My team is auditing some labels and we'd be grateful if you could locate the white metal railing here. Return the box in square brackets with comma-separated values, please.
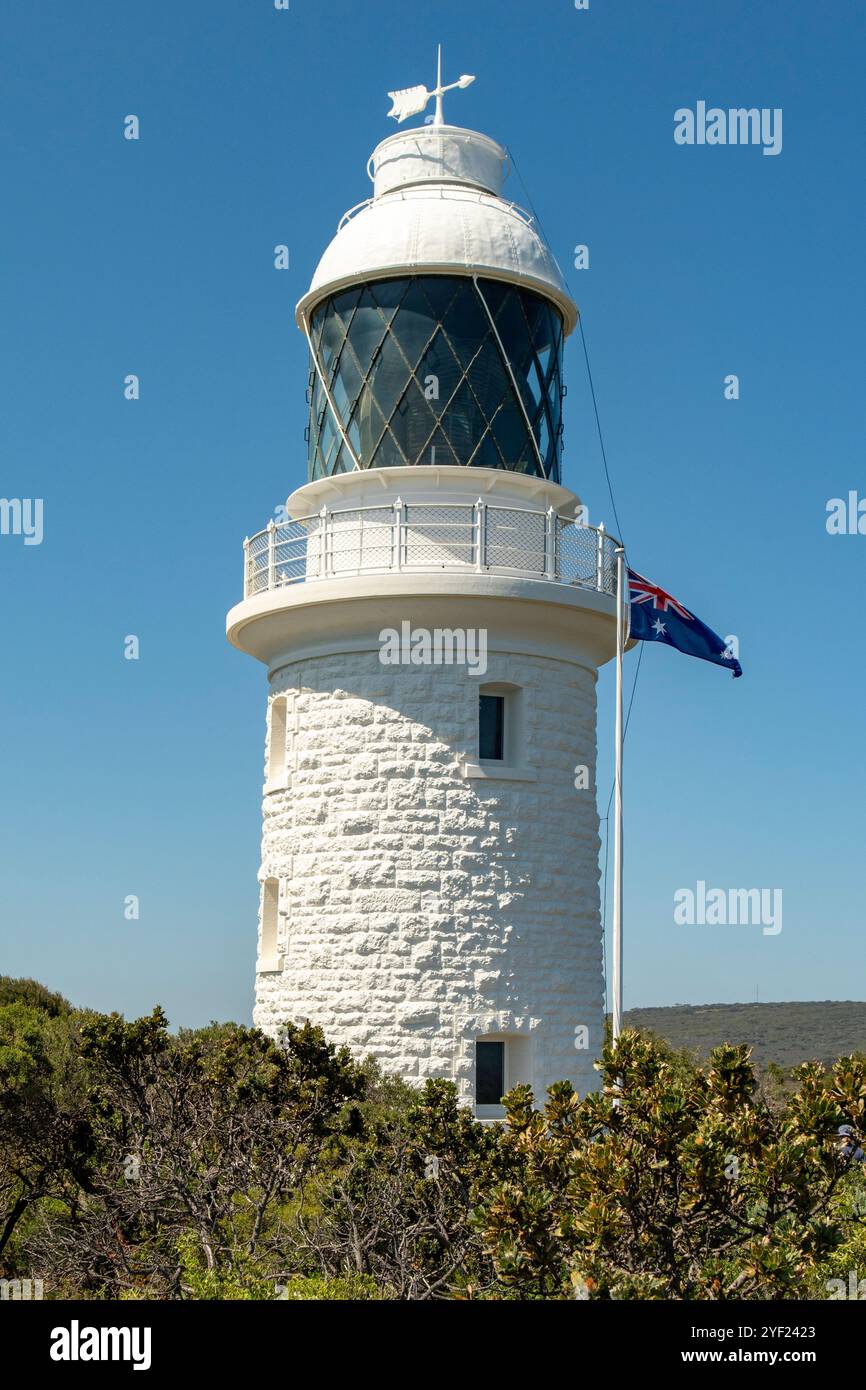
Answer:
[242, 500, 619, 599]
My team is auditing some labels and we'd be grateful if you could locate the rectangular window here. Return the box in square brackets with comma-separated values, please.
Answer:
[261, 879, 279, 960]
[479, 694, 504, 761]
[476, 1040, 505, 1106]
[268, 698, 287, 783]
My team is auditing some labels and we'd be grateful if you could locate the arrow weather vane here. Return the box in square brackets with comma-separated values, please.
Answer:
[387, 45, 476, 126]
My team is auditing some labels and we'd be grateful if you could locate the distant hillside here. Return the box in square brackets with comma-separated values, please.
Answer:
[623, 1001, 866, 1072]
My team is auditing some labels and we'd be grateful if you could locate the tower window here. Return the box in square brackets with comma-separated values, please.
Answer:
[476, 1040, 505, 1106]
[260, 878, 280, 964]
[268, 697, 288, 784]
[479, 693, 505, 761]
[466, 683, 533, 783]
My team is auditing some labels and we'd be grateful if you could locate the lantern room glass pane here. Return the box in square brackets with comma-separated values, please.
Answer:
[389, 378, 437, 465]
[370, 278, 408, 323]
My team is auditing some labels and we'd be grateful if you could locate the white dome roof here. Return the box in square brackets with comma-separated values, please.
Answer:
[295, 125, 578, 335]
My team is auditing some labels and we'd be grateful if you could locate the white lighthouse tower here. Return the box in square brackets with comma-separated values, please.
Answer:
[227, 63, 620, 1114]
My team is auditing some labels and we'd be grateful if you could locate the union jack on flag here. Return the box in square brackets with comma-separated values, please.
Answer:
[627, 568, 742, 678]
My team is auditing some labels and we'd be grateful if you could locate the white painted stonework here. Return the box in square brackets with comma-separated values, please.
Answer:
[254, 643, 604, 1104]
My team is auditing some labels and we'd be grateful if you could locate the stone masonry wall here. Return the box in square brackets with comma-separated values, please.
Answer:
[253, 648, 605, 1105]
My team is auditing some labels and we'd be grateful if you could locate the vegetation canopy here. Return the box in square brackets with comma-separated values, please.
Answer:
[1, 977, 864, 1301]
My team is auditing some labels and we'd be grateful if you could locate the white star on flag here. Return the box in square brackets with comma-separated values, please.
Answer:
[387, 85, 431, 123]
[652, 618, 666, 637]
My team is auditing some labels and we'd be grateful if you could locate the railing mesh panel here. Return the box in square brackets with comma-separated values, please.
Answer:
[403, 505, 475, 568]
[327, 508, 393, 573]
[247, 530, 271, 595]
[486, 507, 546, 575]
[274, 519, 317, 584]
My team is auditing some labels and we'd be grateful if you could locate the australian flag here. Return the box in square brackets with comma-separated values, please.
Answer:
[628, 569, 742, 678]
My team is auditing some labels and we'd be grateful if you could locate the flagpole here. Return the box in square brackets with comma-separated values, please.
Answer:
[612, 546, 625, 1043]
[434, 45, 444, 126]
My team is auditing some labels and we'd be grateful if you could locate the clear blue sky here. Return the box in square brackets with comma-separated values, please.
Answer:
[2, 0, 864, 1026]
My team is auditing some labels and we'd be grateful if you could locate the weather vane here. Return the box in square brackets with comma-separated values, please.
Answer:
[387, 45, 475, 127]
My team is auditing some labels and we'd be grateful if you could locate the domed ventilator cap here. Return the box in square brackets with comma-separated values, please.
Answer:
[370, 125, 507, 198]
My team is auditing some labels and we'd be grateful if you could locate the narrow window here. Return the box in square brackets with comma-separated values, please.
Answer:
[476, 1040, 505, 1105]
[268, 697, 287, 782]
[261, 878, 279, 960]
[479, 693, 505, 761]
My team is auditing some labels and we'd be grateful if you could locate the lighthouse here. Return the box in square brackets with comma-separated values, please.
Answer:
[226, 60, 620, 1115]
